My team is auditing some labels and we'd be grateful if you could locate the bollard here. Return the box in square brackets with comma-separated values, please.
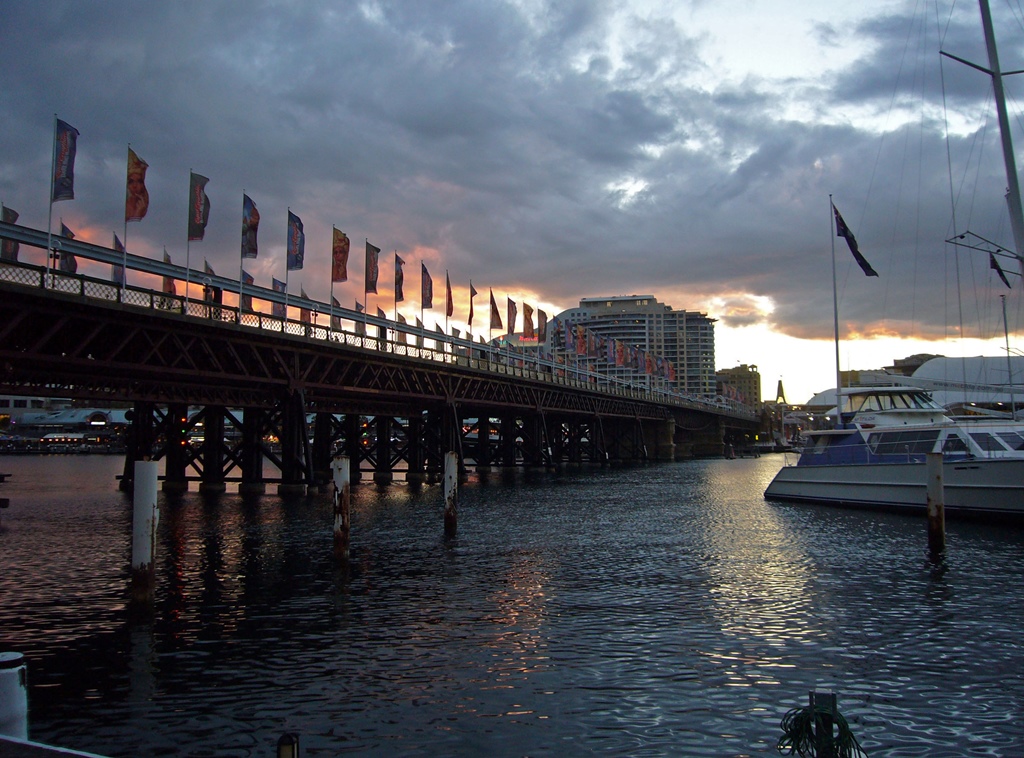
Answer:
[0, 652, 28, 740]
[926, 452, 945, 556]
[130, 460, 160, 603]
[331, 455, 351, 558]
[443, 451, 458, 537]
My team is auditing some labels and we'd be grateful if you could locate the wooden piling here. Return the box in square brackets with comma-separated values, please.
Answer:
[444, 451, 458, 537]
[331, 455, 351, 558]
[926, 452, 945, 555]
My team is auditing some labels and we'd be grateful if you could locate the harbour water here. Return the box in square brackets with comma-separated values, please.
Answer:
[1, 454, 1023, 756]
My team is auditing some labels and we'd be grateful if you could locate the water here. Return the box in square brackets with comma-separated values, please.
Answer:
[1, 454, 1023, 757]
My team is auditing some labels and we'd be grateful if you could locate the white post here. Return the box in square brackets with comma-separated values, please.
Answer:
[926, 452, 945, 555]
[130, 460, 160, 602]
[444, 451, 458, 537]
[0, 652, 28, 740]
[331, 455, 351, 558]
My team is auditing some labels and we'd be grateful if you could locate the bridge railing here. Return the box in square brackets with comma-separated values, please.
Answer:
[0, 249, 756, 421]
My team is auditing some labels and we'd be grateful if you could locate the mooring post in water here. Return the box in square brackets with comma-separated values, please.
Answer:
[0, 652, 28, 740]
[331, 455, 351, 558]
[926, 452, 945, 555]
[130, 460, 160, 603]
[809, 690, 837, 757]
[444, 451, 458, 537]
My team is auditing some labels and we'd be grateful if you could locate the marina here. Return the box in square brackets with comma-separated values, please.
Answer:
[1, 454, 1023, 756]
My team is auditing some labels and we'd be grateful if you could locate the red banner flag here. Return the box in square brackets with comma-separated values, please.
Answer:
[332, 227, 349, 282]
[523, 303, 535, 339]
[489, 289, 502, 330]
[125, 147, 149, 222]
[187, 172, 211, 241]
[445, 271, 454, 317]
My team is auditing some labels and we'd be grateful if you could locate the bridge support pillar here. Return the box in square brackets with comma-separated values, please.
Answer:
[343, 414, 363, 483]
[162, 403, 189, 493]
[373, 415, 394, 485]
[278, 390, 311, 496]
[475, 415, 494, 471]
[405, 414, 426, 485]
[122, 401, 158, 491]
[238, 406, 266, 495]
[199, 406, 227, 494]
[500, 414, 518, 469]
[311, 412, 334, 491]
[649, 418, 676, 461]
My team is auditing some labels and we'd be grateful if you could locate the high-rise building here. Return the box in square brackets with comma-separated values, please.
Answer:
[550, 295, 716, 397]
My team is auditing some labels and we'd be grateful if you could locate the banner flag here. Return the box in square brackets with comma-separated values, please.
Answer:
[112, 233, 126, 285]
[538, 309, 547, 342]
[162, 249, 176, 296]
[286, 210, 304, 270]
[523, 303, 535, 339]
[1, 205, 19, 261]
[52, 119, 80, 202]
[445, 271, 454, 317]
[125, 147, 149, 222]
[187, 172, 211, 240]
[241, 194, 260, 258]
[365, 241, 380, 293]
[331, 296, 343, 330]
[241, 269, 254, 311]
[395, 253, 405, 302]
[421, 264, 433, 308]
[300, 286, 311, 324]
[58, 222, 77, 273]
[489, 289, 502, 330]
[468, 281, 477, 326]
[507, 298, 517, 334]
[332, 227, 349, 282]
[272, 277, 286, 318]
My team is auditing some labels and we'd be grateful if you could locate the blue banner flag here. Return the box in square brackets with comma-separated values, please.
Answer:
[241, 194, 259, 259]
[272, 277, 287, 318]
[287, 210, 304, 270]
[52, 119, 80, 202]
[187, 172, 211, 241]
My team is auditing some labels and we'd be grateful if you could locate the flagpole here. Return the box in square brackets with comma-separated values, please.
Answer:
[238, 191, 245, 319]
[184, 169, 193, 310]
[830, 194, 843, 427]
[45, 114, 58, 287]
[363, 238, 369, 338]
[121, 144, 130, 300]
[329, 225, 337, 337]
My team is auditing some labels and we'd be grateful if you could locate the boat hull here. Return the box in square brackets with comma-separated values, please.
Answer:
[765, 458, 1024, 521]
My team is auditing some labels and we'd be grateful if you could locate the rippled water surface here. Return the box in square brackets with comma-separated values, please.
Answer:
[1, 454, 1023, 756]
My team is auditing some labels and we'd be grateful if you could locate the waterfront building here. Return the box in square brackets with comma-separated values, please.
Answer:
[550, 295, 716, 397]
[716, 364, 762, 409]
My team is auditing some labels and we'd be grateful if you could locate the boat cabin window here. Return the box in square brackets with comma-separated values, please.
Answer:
[969, 432, 1008, 452]
[866, 429, 940, 455]
[996, 431, 1024, 451]
[941, 433, 970, 453]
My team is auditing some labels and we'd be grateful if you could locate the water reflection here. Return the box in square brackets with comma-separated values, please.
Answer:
[0, 454, 1022, 756]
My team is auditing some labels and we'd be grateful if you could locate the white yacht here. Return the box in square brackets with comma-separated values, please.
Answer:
[764, 386, 1024, 520]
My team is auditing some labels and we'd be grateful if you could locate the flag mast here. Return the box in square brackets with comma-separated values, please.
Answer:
[830, 193, 843, 427]
[45, 114, 58, 285]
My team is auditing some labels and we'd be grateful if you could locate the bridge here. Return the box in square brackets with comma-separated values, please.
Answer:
[0, 221, 758, 494]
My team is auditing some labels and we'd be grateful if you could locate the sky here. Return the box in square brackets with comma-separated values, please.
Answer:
[3, 0, 1024, 404]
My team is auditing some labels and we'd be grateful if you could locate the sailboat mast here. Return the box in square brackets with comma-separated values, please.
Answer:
[979, 0, 1024, 269]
